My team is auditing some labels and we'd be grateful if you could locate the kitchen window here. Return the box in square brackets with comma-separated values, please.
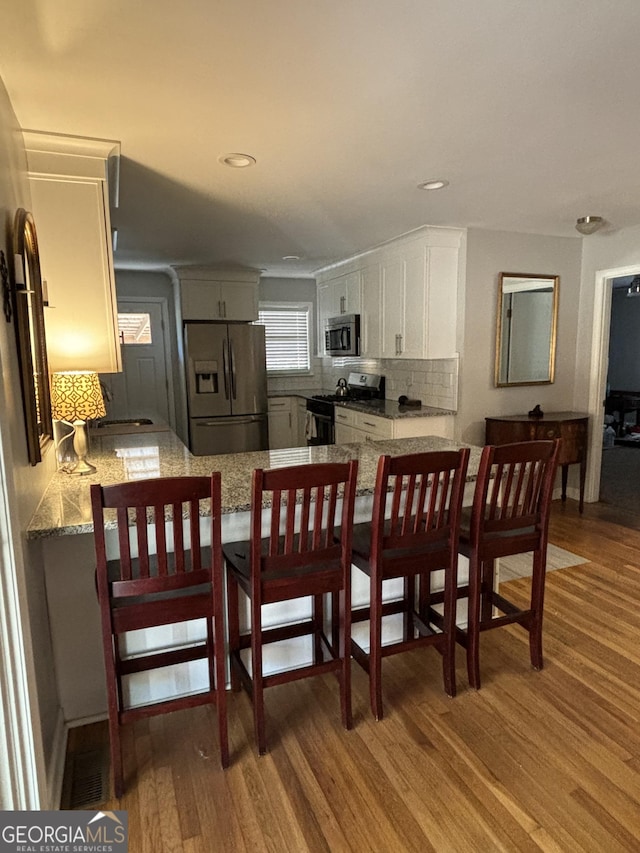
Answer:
[257, 302, 311, 374]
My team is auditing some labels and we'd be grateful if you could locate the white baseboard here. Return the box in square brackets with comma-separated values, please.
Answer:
[66, 711, 108, 729]
[46, 707, 67, 810]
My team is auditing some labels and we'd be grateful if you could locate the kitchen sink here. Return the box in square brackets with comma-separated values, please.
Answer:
[96, 418, 154, 428]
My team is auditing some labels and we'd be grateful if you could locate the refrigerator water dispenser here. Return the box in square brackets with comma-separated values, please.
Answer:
[194, 360, 218, 394]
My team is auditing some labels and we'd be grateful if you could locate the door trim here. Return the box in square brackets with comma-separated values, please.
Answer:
[586, 263, 640, 502]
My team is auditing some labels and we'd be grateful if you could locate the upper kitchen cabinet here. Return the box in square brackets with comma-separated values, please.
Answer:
[174, 266, 260, 321]
[318, 271, 362, 319]
[24, 132, 122, 374]
[316, 226, 465, 361]
[316, 268, 362, 353]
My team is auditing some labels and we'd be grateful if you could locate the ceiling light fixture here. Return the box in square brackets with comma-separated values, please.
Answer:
[417, 179, 449, 191]
[282, 255, 301, 261]
[575, 215, 604, 235]
[218, 153, 256, 168]
[627, 276, 640, 298]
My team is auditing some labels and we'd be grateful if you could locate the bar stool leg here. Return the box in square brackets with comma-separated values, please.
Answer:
[250, 595, 267, 755]
[370, 573, 384, 720]
[466, 553, 482, 690]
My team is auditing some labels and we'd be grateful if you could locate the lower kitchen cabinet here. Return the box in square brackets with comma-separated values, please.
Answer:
[268, 397, 295, 449]
[296, 397, 308, 446]
[334, 407, 453, 444]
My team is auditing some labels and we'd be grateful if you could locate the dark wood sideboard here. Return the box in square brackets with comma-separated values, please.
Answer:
[485, 412, 589, 513]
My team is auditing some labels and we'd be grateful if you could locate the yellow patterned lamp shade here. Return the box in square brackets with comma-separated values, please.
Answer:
[50, 371, 106, 422]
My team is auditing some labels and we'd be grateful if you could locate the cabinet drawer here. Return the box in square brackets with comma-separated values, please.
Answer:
[354, 411, 393, 438]
[334, 407, 357, 427]
[536, 425, 561, 440]
[268, 398, 292, 412]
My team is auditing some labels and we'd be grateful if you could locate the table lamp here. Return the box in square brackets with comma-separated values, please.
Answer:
[50, 371, 106, 475]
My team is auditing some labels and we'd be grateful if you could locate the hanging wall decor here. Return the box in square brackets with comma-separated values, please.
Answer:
[12, 208, 52, 465]
[1, 250, 11, 322]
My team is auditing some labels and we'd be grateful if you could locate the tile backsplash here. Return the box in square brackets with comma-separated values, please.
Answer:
[268, 355, 459, 411]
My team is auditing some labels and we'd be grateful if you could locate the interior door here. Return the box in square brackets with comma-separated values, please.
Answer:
[100, 300, 172, 425]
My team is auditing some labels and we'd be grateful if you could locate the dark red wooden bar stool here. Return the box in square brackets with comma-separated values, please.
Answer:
[223, 459, 358, 755]
[91, 474, 228, 798]
[350, 449, 470, 720]
[457, 439, 560, 689]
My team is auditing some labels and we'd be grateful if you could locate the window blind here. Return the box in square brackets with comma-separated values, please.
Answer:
[257, 304, 311, 373]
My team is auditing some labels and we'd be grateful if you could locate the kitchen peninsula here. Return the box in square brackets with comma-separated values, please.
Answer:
[28, 429, 482, 726]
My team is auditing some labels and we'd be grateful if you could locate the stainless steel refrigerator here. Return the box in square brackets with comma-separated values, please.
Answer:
[185, 322, 269, 456]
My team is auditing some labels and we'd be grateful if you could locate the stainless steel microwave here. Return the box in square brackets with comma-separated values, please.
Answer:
[325, 314, 360, 357]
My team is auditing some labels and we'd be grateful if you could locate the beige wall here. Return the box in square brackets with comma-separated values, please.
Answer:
[0, 76, 59, 807]
[457, 228, 583, 446]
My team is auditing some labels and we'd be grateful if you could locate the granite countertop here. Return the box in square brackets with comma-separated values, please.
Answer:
[27, 430, 481, 539]
[334, 399, 455, 419]
[269, 390, 455, 420]
[268, 388, 324, 401]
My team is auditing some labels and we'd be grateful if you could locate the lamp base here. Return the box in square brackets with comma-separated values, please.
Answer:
[69, 458, 97, 476]
[69, 420, 97, 476]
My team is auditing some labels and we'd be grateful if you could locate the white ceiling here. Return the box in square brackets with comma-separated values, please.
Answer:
[2, 0, 640, 278]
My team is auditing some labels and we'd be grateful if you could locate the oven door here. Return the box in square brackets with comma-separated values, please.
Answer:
[305, 405, 335, 446]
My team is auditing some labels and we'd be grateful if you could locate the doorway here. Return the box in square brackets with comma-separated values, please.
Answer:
[586, 263, 640, 523]
[100, 297, 175, 428]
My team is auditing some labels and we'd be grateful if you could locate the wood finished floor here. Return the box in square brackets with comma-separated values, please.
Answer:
[68, 498, 640, 852]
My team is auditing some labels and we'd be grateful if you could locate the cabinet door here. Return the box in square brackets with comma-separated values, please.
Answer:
[29, 174, 121, 373]
[219, 281, 258, 321]
[360, 262, 381, 357]
[317, 281, 338, 354]
[343, 271, 362, 314]
[181, 280, 258, 321]
[295, 399, 308, 446]
[181, 280, 223, 320]
[267, 398, 294, 449]
[425, 245, 458, 358]
[403, 245, 428, 359]
[380, 257, 405, 358]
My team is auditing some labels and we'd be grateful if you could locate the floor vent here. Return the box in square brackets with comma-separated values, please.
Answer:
[62, 747, 110, 810]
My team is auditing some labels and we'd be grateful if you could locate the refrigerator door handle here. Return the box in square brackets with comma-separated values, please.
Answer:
[222, 338, 230, 399]
[229, 340, 237, 399]
[196, 415, 266, 427]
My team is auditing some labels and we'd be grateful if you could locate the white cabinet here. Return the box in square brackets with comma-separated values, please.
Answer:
[335, 407, 393, 443]
[174, 266, 260, 321]
[24, 132, 122, 374]
[380, 236, 460, 359]
[316, 226, 464, 361]
[334, 405, 453, 445]
[317, 269, 362, 354]
[360, 262, 381, 357]
[295, 397, 308, 446]
[334, 408, 361, 444]
[268, 397, 295, 449]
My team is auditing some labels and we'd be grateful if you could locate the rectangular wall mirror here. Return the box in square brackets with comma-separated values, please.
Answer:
[495, 272, 559, 387]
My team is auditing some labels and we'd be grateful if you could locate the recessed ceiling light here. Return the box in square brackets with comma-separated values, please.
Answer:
[218, 153, 256, 168]
[282, 255, 301, 261]
[417, 179, 449, 191]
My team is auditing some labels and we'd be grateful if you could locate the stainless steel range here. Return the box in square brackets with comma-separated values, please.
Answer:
[306, 373, 385, 446]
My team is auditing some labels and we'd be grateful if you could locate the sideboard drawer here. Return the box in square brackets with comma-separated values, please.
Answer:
[485, 412, 589, 511]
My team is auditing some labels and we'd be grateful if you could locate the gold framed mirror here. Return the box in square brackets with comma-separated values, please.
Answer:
[495, 272, 559, 387]
[13, 208, 52, 464]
